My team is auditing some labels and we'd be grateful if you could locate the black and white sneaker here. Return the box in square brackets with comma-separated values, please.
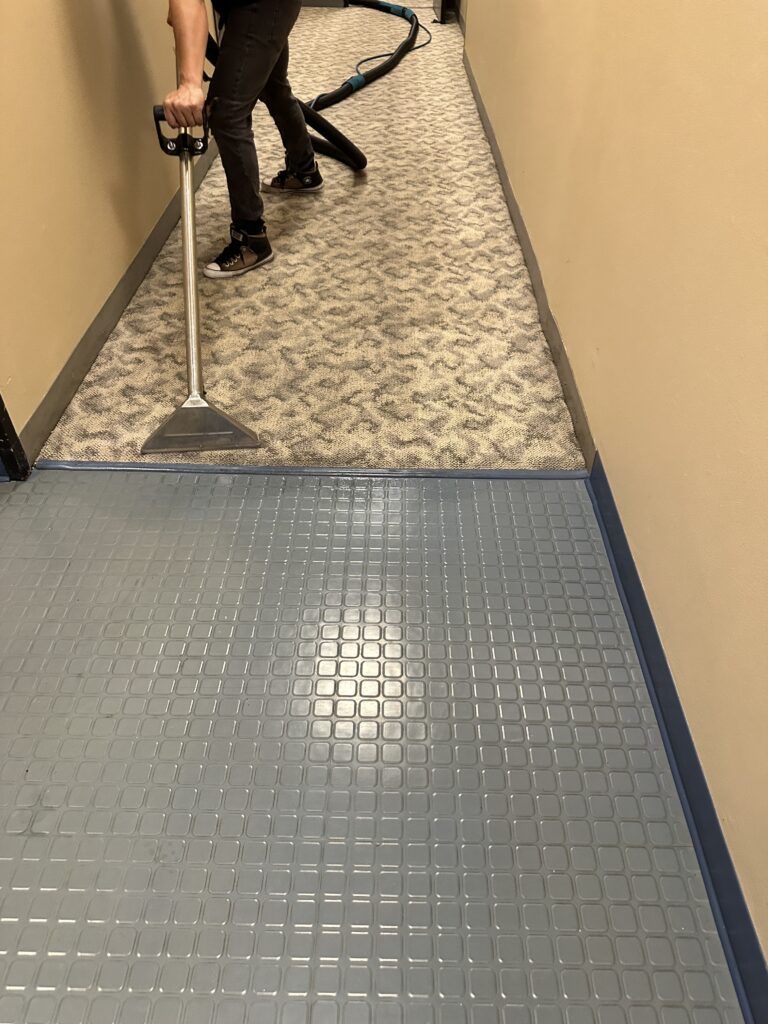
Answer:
[263, 162, 324, 194]
[203, 224, 274, 279]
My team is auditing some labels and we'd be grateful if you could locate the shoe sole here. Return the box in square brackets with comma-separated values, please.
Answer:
[203, 252, 275, 280]
[261, 181, 324, 194]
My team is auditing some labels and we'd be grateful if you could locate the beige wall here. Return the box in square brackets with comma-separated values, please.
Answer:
[0, 1, 181, 433]
[466, 1, 768, 947]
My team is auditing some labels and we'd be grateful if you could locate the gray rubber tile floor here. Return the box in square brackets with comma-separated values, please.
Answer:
[0, 470, 744, 1024]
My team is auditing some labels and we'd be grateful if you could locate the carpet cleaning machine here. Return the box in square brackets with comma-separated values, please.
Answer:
[142, 0, 430, 455]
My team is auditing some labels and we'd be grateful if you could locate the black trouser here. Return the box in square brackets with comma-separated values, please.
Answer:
[208, 0, 314, 226]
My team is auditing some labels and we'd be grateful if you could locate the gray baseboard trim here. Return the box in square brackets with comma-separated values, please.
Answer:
[463, 54, 596, 466]
[20, 146, 218, 463]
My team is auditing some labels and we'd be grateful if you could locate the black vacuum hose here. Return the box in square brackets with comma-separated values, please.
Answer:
[309, 1, 420, 113]
[299, 101, 368, 171]
[204, 1, 422, 170]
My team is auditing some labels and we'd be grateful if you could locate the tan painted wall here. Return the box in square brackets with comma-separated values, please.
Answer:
[0, 1, 181, 433]
[465, 1, 768, 947]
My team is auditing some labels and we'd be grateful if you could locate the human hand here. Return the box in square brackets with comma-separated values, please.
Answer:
[163, 82, 205, 129]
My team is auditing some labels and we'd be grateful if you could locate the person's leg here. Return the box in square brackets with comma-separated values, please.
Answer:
[207, 0, 303, 226]
[204, 0, 303, 277]
[259, 41, 315, 175]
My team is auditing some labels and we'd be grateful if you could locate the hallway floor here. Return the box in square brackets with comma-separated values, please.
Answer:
[41, 7, 582, 471]
[0, 468, 743, 1024]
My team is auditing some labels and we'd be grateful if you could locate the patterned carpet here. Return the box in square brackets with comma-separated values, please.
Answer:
[42, 7, 583, 470]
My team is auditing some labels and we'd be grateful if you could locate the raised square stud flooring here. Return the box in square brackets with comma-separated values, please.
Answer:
[0, 471, 744, 1024]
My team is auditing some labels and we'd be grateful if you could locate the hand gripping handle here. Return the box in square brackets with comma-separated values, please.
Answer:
[153, 105, 209, 157]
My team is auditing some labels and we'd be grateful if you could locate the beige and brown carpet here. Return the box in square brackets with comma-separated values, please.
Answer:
[42, 7, 583, 470]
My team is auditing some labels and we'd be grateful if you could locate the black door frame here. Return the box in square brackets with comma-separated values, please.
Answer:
[0, 392, 30, 481]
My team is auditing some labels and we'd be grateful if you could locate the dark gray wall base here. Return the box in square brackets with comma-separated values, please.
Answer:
[588, 454, 767, 1024]
[19, 146, 218, 464]
[463, 55, 596, 467]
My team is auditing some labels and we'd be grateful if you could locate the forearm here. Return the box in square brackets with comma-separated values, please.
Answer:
[164, 0, 208, 127]
[168, 0, 208, 87]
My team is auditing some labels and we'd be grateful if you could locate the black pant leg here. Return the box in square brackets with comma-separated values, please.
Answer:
[208, 0, 303, 223]
[259, 41, 315, 173]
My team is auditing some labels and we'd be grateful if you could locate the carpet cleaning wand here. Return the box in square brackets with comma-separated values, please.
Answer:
[141, 108, 260, 454]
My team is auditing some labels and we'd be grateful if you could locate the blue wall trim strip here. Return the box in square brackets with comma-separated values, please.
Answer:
[587, 453, 767, 1024]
